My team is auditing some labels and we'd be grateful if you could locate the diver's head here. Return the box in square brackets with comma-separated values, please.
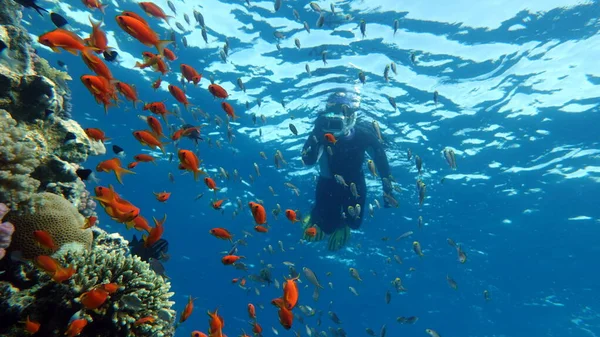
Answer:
[317, 88, 361, 137]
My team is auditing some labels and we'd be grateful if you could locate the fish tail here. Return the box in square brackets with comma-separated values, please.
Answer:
[156, 40, 173, 56]
[114, 167, 136, 184]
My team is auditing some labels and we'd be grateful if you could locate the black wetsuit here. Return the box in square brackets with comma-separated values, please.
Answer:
[301, 120, 392, 234]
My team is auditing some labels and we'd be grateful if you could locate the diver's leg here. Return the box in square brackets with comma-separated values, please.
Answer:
[304, 178, 341, 240]
[347, 176, 367, 229]
[327, 179, 360, 251]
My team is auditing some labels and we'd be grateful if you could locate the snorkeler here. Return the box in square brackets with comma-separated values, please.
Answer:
[301, 88, 394, 251]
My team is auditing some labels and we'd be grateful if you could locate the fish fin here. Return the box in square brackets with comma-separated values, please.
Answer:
[114, 167, 136, 184]
[155, 40, 173, 56]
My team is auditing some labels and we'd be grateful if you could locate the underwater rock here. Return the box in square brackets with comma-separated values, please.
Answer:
[0, 203, 15, 260]
[4, 192, 93, 259]
[0, 228, 176, 337]
[0, 2, 104, 213]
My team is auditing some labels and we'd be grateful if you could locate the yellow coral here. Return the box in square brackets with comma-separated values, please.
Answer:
[5, 192, 92, 259]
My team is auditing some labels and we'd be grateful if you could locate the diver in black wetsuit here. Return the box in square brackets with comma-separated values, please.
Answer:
[301, 88, 394, 251]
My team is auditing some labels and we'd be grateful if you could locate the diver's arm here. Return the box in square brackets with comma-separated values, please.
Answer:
[301, 129, 321, 166]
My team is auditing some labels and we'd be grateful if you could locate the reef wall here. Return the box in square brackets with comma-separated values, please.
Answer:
[0, 0, 104, 215]
[0, 1, 176, 336]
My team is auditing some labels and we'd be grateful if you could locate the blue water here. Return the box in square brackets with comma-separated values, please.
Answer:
[19, 0, 600, 336]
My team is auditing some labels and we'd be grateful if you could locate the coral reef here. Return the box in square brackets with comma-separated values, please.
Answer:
[0, 229, 176, 337]
[4, 192, 93, 259]
[0, 203, 14, 260]
[0, 0, 105, 214]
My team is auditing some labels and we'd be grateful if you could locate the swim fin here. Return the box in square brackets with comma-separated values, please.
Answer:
[302, 215, 325, 242]
[327, 226, 351, 251]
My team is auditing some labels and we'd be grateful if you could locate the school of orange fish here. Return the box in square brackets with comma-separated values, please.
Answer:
[22, 1, 478, 336]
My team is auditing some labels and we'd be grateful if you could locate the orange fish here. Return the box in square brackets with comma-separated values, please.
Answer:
[80, 75, 116, 114]
[144, 215, 166, 248]
[80, 286, 109, 309]
[247, 303, 256, 320]
[324, 133, 337, 144]
[134, 154, 156, 164]
[168, 84, 192, 111]
[179, 295, 196, 323]
[277, 307, 293, 330]
[34, 255, 61, 274]
[211, 199, 226, 210]
[127, 162, 138, 169]
[152, 77, 162, 90]
[251, 322, 262, 335]
[134, 316, 155, 326]
[191, 331, 208, 337]
[207, 308, 225, 337]
[94, 185, 140, 223]
[82, 216, 98, 229]
[163, 47, 177, 61]
[139, 2, 172, 23]
[140, 51, 169, 74]
[127, 214, 152, 232]
[178, 149, 205, 180]
[38, 28, 95, 55]
[171, 126, 200, 141]
[101, 282, 121, 293]
[82, 0, 107, 13]
[133, 130, 168, 153]
[271, 297, 285, 308]
[221, 102, 239, 120]
[115, 82, 141, 108]
[222, 255, 244, 265]
[282, 276, 299, 310]
[204, 177, 219, 191]
[96, 158, 135, 184]
[115, 15, 171, 55]
[180, 64, 202, 86]
[33, 230, 57, 252]
[81, 51, 113, 80]
[87, 16, 109, 52]
[208, 84, 228, 99]
[209, 228, 233, 242]
[143, 102, 172, 121]
[84, 128, 110, 142]
[240, 278, 246, 287]
[23, 316, 40, 334]
[121, 11, 149, 26]
[248, 202, 267, 225]
[304, 227, 317, 237]
[153, 191, 171, 202]
[65, 319, 88, 337]
[254, 225, 268, 233]
[52, 265, 76, 283]
[285, 209, 299, 223]
[146, 115, 166, 138]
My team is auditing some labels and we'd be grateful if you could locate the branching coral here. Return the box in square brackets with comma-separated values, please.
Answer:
[0, 230, 176, 337]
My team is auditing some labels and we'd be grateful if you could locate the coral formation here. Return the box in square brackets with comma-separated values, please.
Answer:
[4, 192, 93, 259]
[0, 0, 105, 213]
[0, 203, 14, 260]
[0, 229, 176, 337]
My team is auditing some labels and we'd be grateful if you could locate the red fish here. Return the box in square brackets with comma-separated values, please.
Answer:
[153, 191, 171, 202]
[209, 228, 233, 242]
[81, 51, 113, 80]
[146, 115, 166, 138]
[115, 82, 141, 108]
[96, 158, 135, 184]
[179, 296, 196, 323]
[180, 64, 202, 86]
[80, 286, 109, 309]
[208, 84, 228, 99]
[207, 309, 225, 337]
[82, 0, 107, 13]
[178, 149, 205, 180]
[101, 283, 121, 293]
[33, 230, 57, 252]
[87, 16, 109, 52]
[221, 102, 239, 120]
[247, 303, 256, 320]
[168, 84, 192, 111]
[121, 11, 149, 26]
[133, 130, 168, 153]
[211, 199, 226, 210]
[191, 331, 208, 337]
[285, 209, 299, 223]
[222, 255, 244, 265]
[139, 2, 172, 23]
[254, 225, 268, 233]
[282, 276, 299, 309]
[127, 214, 152, 232]
[34, 255, 61, 274]
[134, 316, 155, 326]
[24, 316, 40, 334]
[52, 265, 76, 283]
[115, 15, 171, 55]
[38, 28, 96, 55]
[277, 307, 293, 330]
[304, 227, 317, 237]
[324, 133, 337, 144]
[82, 216, 98, 229]
[171, 126, 200, 141]
[127, 162, 138, 169]
[84, 128, 110, 142]
[203, 177, 219, 191]
[65, 319, 88, 337]
[143, 102, 172, 121]
[152, 77, 162, 90]
[163, 47, 177, 61]
[248, 202, 267, 225]
[144, 215, 166, 248]
[134, 154, 156, 164]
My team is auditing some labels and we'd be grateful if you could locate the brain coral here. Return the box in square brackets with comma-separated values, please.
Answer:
[0, 230, 175, 337]
[4, 192, 93, 259]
